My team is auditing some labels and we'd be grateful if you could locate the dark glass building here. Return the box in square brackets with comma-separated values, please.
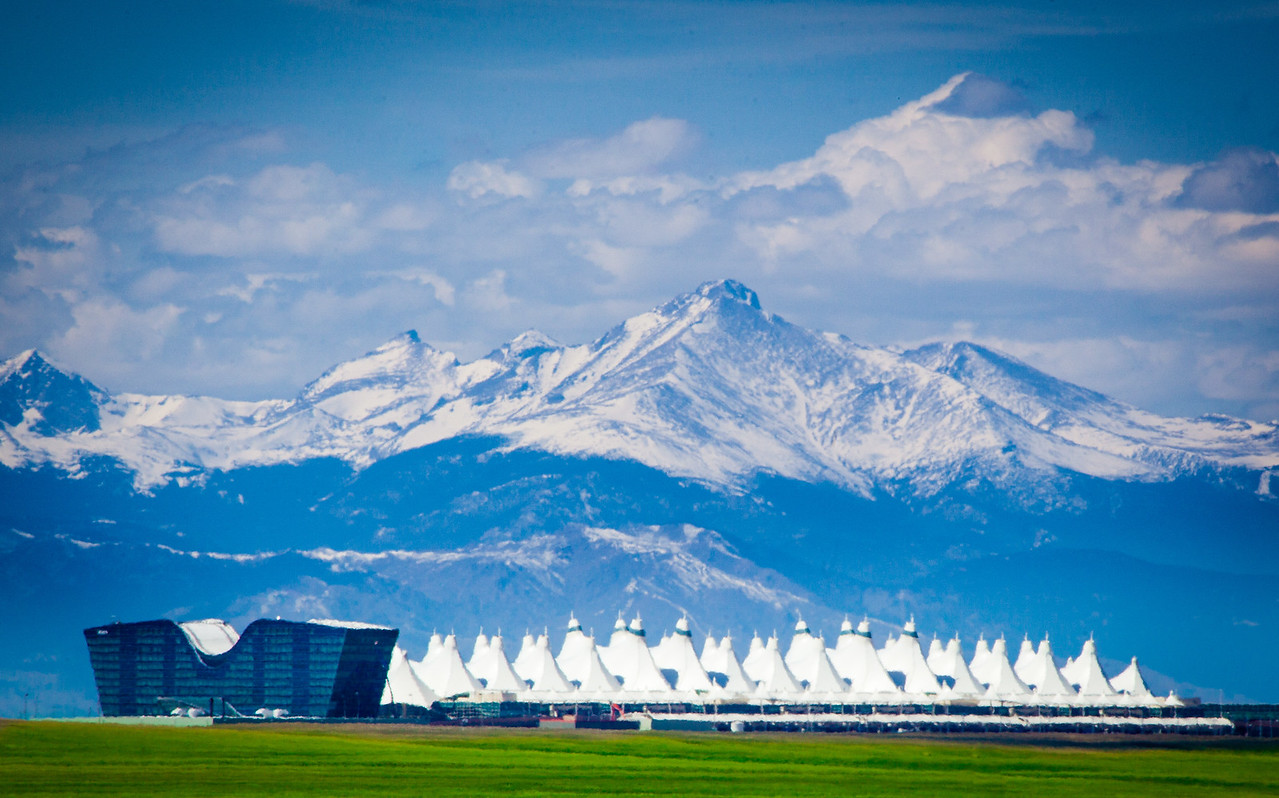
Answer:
[83, 618, 397, 717]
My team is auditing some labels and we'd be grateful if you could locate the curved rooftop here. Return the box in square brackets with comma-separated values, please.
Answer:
[178, 619, 240, 656]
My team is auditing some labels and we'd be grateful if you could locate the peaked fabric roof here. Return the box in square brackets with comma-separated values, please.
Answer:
[708, 634, 757, 695]
[829, 619, 900, 694]
[1013, 636, 1037, 684]
[524, 636, 576, 693]
[969, 636, 995, 685]
[783, 619, 827, 686]
[1110, 657, 1153, 697]
[556, 621, 599, 684]
[752, 637, 804, 696]
[420, 634, 483, 698]
[982, 638, 1032, 699]
[803, 640, 850, 696]
[935, 638, 984, 696]
[404, 615, 1180, 707]
[600, 614, 672, 692]
[879, 622, 940, 695]
[1071, 639, 1117, 697]
[740, 634, 770, 682]
[651, 618, 714, 693]
[381, 646, 439, 707]
[1024, 637, 1075, 697]
[511, 632, 540, 682]
[573, 635, 622, 696]
[466, 633, 493, 677]
[474, 634, 528, 692]
[926, 637, 947, 675]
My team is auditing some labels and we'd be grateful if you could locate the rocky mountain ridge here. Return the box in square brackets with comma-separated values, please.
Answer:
[3, 280, 1275, 498]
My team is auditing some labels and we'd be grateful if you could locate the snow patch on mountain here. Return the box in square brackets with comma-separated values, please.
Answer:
[2, 280, 1276, 496]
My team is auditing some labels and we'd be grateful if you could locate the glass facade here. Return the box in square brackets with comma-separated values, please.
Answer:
[83, 619, 397, 717]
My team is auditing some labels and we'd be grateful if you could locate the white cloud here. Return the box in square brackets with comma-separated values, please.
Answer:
[463, 270, 515, 312]
[373, 268, 456, 305]
[178, 174, 234, 194]
[525, 116, 696, 180]
[714, 73, 1277, 297]
[447, 159, 539, 199]
[154, 163, 375, 257]
[48, 298, 184, 370]
[11, 226, 101, 303]
[375, 202, 436, 231]
[1196, 347, 1279, 404]
[4, 76, 1278, 420]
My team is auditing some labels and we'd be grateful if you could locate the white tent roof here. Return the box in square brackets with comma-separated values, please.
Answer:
[969, 636, 995, 685]
[420, 633, 444, 668]
[708, 634, 756, 695]
[1110, 657, 1153, 697]
[473, 633, 528, 692]
[878, 633, 903, 672]
[1013, 635, 1037, 684]
[466, 632, 493, 677]
[741, 633, 770, 682]
[783, 618, 827, 686]
[573, 634, 621, 695]
[651, 617, 714, 692]
[928, 637, 983, 696]
[900, 645, 942, 695]
[511, 632, 540, 682]
[1025, 637, 1075, 697]
[699, 630, 719, 669]
[878, 619, 939, 695]
[982, 637, 1032, 699]
[523, 635, 576, 694]
[381, 645, 439, 707]
[597, 614, 633, 677]
[1071, 638, 1117, 697]
[650, 630, 679, 671]
[600, 613, 671, 693]
[803, 638, 849, 696]
[1061, 656, 1078, 685]
[752, 636, 804, 697]
[556, 615, 598, 684]
[926, 637, 947, 675]
[829, 618, 899, 695]
[420, 633, 482, 698]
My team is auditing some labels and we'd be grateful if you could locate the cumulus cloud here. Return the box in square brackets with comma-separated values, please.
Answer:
[447, 160, 539, 199]
[927, 72, 1033, 118]
[1174, 148, 1279, 214]
[12, 227, 101, 301]
[48, 297, 184, 369]
[154, 163, 375, 257]
[524, 117, 696, 180]
[3, 76, 1278, 419]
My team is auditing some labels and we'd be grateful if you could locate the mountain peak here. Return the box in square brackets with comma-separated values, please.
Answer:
[299, 331, 457, 406]
[0, 349, 104, 434]
[0, 348, 42, 379]
[696, 279, 762, 310]
[373, 330, 424, 352]
[506, 329, 560, 356]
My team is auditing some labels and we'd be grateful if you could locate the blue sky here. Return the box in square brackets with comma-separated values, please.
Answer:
[2, 0, 1278, 419]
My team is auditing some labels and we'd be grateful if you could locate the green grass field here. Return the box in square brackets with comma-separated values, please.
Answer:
[2, 720, 1277, 797]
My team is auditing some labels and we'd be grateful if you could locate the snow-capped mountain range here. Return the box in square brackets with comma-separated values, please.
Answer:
[4, 279, 1279, 715]
[3, 279, 1275, 495]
